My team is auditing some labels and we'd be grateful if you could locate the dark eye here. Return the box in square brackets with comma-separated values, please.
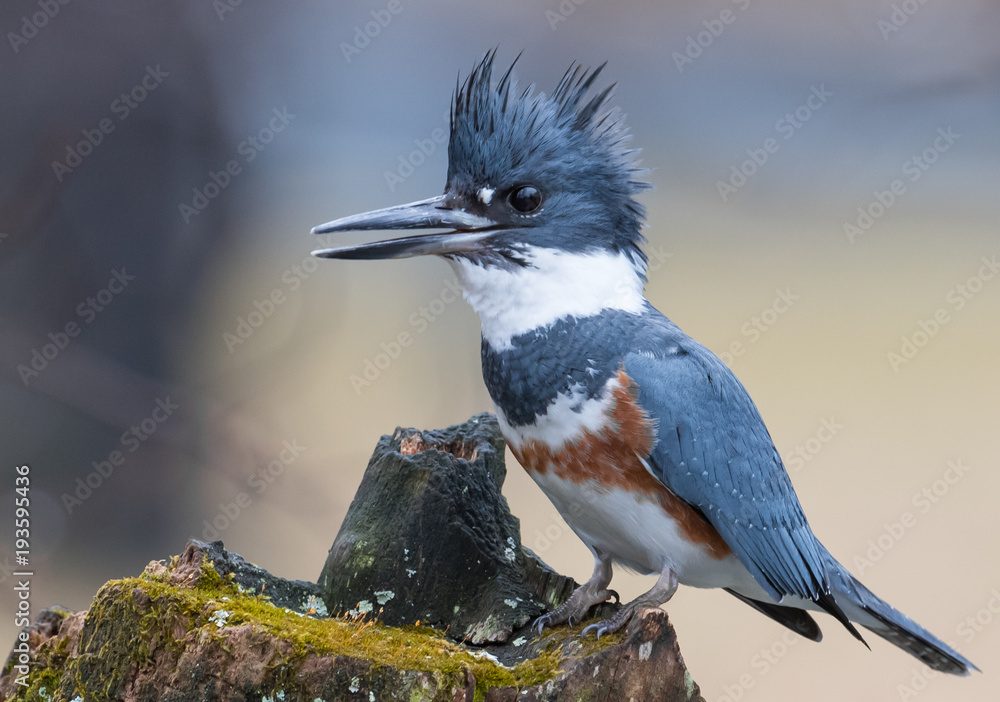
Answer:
[508, 185, 542, 213]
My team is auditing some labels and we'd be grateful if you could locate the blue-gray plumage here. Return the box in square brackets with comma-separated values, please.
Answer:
[481, 309, 647, 425]
[624, 335, 830, 604]
[310, 50, 978, 677]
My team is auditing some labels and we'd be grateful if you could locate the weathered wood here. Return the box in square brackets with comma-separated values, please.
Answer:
[1, 415, 705, 702]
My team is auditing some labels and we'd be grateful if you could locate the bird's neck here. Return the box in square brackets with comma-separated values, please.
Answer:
[448, 246, 647, 351]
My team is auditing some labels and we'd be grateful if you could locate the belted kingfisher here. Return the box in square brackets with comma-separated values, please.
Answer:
[311, 52, 977, 675]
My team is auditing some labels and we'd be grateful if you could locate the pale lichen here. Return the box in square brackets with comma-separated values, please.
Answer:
[8, 555, 610, 702]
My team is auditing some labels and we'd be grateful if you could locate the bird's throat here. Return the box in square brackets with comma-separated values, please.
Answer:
[448, 246, 646, 351]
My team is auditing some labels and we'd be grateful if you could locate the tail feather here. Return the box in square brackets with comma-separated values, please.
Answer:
[860, 603, 977, 675]
[725, 588, 823, 642]
[828, 561, 979, 676]
[816, 589, 868, 647]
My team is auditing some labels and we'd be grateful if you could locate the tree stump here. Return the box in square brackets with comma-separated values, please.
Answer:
[1, 415, 705, 702]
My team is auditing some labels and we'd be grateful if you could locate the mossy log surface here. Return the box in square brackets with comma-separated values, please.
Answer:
[1, 415, 705, 702]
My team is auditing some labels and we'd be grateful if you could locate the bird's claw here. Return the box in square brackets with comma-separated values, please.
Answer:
[534, 613, 553, 636]
[581, 621, 609, 639]
[531, 584, 617, 636]
[573, 590, 618, 632]
[579, 603, 636, 639]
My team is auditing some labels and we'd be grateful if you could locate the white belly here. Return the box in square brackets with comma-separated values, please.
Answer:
[527, 467, 757, 591]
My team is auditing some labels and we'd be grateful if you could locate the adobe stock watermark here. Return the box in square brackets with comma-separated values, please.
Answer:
[715, 628, 804, 702]
[51, 65, 169, 183]
[897, 664, 947, 701]
[61, 397, 179, 514]
[887, 254, 998, 372]
[179, 106, 294, 224]
[644, 244, 672, 275]
[201, 439, 306, 540]
[896, 585, 994, 700]
[340, 0, 408, 63]
[7, 0, 72, 54]
[545, 0, 592, 31]
[878, 0, 932, 41]
[349, 278, 464, 395]
[613, 244, 671, 296]
[213, 0, 249, 21]
[0, 555, 18, 587]
[717, 85, 832, 201]
[527, 502, 586, 555]
[956, 587, 1000, 648]
[852, 459, 972, 576]
[784, 417, 844, 473]
[384, 109, 450, 192]
[843, 127, 959, 243]
[16, 267, 135, 386]
[672, 0, 751, 73]
[347, 249, 679, 394]
[717, 288, 799, 365]
[222, 253, 317, 352]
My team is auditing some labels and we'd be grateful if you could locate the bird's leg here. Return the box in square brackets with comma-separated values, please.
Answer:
[581, 565, 678, 638]
[534, 550, 617, 635]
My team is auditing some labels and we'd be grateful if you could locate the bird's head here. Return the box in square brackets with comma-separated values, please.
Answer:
[312, 51, 650, 278]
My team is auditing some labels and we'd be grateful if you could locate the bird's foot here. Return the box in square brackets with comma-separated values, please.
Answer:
[582, 566, 678, 639]
[580, 599, 645, 639]
[533, 583, 619, 635]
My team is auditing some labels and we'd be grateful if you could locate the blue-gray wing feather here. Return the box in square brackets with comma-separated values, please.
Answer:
[623, 318, 830, 603]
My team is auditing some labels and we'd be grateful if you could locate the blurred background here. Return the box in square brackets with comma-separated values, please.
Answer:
[1, 0, 998, 699]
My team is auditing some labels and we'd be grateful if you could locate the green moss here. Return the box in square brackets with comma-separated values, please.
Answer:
[9, 557, 628, 700]
[8, 667, 62, 701]
[194, 553, 230, 591]
[572, 624, 626, 656]
[12, 557, 573, 700]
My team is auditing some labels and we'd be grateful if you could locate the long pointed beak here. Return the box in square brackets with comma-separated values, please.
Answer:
[311, 195, 497, 260]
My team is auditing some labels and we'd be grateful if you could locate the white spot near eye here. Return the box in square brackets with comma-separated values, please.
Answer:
[478, 187, 495, 205]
